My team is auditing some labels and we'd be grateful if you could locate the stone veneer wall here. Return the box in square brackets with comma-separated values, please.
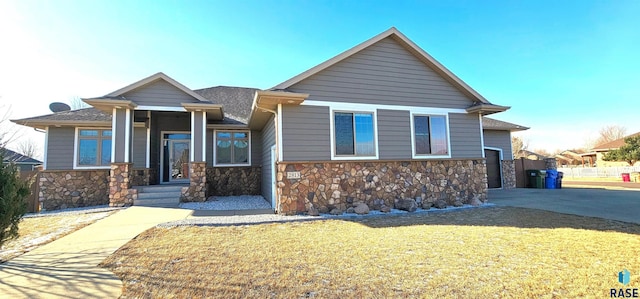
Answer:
[501, 160, 516, 189]
[277, 160, 487, 215]
[131, 168, 158, 186]
[109, 163, 137, 207]
[544, 158, 557, 170]
[181, 162, 207, 202]
[38, 170, 110, 211]
[205, 166, 261, 196]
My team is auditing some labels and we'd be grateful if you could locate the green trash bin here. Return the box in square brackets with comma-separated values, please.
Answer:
[526, 170, 546, 189]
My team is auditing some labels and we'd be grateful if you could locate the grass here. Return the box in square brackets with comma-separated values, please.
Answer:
[101, 207, 640, 298]
[0, 210, 116, 262]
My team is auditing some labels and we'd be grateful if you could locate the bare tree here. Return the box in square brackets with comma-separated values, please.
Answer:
[511, 136, 529, 158]
[0, 104, 19, 149]
[16, 139, 40, 159]
[69, 96, 90, 110]
[594, 125, 627, 147]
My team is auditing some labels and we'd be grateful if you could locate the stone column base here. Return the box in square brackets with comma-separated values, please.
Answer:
[181, 162, 207, 202]
[109, 163, 137, 207]
[501, 160, 516, 189]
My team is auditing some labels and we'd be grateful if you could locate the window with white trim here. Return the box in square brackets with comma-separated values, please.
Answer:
[77, 129, 112, 166]
[333, 111, 376, 157]
[215, 131, 250, 165]
[413, 114, 449, 156]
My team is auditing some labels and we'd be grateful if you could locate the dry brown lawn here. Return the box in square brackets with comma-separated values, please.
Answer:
[0, 210, 116, 262]
[101, 207, 640, 298]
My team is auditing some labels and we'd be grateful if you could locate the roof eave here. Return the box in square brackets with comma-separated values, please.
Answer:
[83, 98, 137, 113]
[467, 104, 510, 116]
[11, 119, 111, 130]
[106, 72, 211, 103]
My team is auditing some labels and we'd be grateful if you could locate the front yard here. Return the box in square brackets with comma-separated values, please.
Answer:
[101, 206, 640, 298]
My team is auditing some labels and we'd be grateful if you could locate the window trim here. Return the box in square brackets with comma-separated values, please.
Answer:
[410, 113, 452, 159]
[73, 127, 113, 169]
[329, 107, 379, 161]
[213, 129, 251, 167]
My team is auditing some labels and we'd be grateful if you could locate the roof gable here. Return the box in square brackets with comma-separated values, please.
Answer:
[1, 148, 42, 164]
[274, 27, 491, 105]
[107, 72, 209, 104]
[592, 132, 640, 151]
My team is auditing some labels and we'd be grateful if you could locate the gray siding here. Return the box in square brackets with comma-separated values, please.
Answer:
[483, 130, 513, 160]
[288, 37, 474, 109]
[377, 109, 411, 160]
[281, 105, 331, 161]
[132, 126, 147, 168]
[251, 130, 262, 166]
[449, 113, 483, 159]
[46, 127, 75, 170]
[261, 115, 276, 203]
[123, 79, 200, 107]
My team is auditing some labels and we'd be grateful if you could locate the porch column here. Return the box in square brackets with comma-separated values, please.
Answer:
[181, 110, 207, 202]
[109, 107, 137, 206]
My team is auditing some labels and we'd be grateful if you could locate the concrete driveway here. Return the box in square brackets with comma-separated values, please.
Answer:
[489, 186, 640, 224]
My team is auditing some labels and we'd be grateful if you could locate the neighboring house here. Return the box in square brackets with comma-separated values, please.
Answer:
[1, 148, 42, 171]
[581, 132, 640, 167]
[12, 27, 521, 213]
[481, 117, 529, 188]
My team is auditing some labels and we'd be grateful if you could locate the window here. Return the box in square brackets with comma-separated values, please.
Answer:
[412, 115, 449, 156]
[333, 111, 376, 157]
[77, 129, 112, 167]
[215, 131, 250, 165]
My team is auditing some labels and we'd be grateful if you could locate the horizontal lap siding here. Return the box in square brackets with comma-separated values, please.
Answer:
[261, 116, 275, 202]
[123, 79, 200, 107]
[132, 127, 147, 168]
[449, 113, 483, 158]
[377, 109, 411, 159]
[282, 105, 330, 161]
[46, 127, 75, 170]
[288, 37, 474, 109]
[483, 130, 513, 160]
[251, 131, 262, 166]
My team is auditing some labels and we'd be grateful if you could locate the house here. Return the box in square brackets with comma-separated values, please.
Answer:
[1, 148, 42, 171]
[581, 132, 640, 167]
[12, 27, 522, 214]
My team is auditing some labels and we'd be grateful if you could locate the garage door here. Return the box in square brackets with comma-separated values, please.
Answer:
[485, 149, 502, 189]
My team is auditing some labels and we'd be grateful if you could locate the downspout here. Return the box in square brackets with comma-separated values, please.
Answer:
[255, 104, 279, 212]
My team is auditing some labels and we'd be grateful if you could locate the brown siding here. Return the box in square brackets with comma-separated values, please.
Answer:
[377, 109, 411, 159]
[281, 105, 331, 161]
[46, 127, 75, 170]
[483, 129, 513, 159]
[288, 37, 475, 109]
[122, 79, 200, 107]
[449, 113, 483, 158]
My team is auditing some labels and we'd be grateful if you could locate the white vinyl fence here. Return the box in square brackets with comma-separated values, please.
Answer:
[558, 166, 640, 178]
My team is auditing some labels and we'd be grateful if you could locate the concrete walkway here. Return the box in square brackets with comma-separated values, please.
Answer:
[489, 187, 640, 224]
[0, 206, 192, 299]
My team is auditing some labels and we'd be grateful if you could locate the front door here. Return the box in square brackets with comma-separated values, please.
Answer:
[162, 132, 191, 183]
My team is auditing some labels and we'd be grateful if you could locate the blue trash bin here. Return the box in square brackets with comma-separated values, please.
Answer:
[545, 169, 558, 189]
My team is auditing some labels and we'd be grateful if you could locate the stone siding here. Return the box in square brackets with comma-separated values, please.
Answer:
[544, 158, 557, 170]
[181, 162, 207, 202]
[277, 160, 487, 215]
[131, 168, 158, 186]
[206, 166, 261, 196]
[109, 163, 137, 207]
[38, 170, 109, 211]
[501, 160, 516, 189]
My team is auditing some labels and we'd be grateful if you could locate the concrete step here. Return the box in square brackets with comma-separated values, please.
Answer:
[135, 185, 186, 193]
[137, 192, 181, 200]
[134, 196, 180, 207]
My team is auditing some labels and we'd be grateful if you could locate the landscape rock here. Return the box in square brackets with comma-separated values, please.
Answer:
[307, 206, 320, 216]
[395, 199, 417, 212]
[380, 205, 391, 213]
[422, 201, 433, 210]
[469, 197, 483, 207]
[354, 203, 370, 215]
[453, 200, 464, 207]
[318, 206, 330, 214]
[329, 208, 343, 215]
[346, 207, 355, 214]
[434, 200, 447, 209]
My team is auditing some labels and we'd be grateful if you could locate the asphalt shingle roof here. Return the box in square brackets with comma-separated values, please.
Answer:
[194, 86, 258, 124]
[592, 132, 640, 150]
[13, 108, 111, 123]
[1, 148, 42, 164]
[482, 117, 528, 131]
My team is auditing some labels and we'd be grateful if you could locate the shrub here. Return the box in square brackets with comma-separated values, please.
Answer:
[0, 153, 29, 248]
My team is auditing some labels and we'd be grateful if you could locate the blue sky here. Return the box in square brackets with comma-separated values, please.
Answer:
[1, 0, 639, 157]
